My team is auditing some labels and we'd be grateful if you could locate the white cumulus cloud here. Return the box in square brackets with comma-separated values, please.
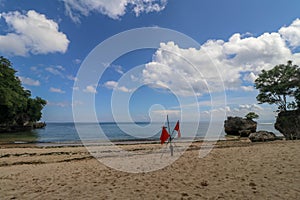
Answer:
[142, 18, 300, 97]
[61, 0, 167, 22]
[19, 76, 40, 86]
[0, 10, 69, 56]
[104, 81, 132, 92]
[104, 81, 118, 89]
[83, 85, 97, 93]
[279, 18, 300, 48]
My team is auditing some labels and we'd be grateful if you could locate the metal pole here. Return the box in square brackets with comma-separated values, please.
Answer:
[167, 115, 173, 156]
[170, 144, 173, 156]
[167, 115, 171, 135]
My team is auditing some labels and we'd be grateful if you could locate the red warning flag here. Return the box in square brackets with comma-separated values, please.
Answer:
[160, 127, 170, 144]
[174, 120, 181, 138]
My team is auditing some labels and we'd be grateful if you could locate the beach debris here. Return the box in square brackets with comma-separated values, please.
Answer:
[249, 131, 276, 142]
[200, 180, 208, 186]
[249, 182, 256, 187]
[224, 116, 257, 137]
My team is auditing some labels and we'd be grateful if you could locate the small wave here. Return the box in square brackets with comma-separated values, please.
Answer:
[259, 123, 273, 125]
[14, 141, 28, 144]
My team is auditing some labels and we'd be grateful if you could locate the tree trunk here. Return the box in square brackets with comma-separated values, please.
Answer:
[283, 94, 287, 111]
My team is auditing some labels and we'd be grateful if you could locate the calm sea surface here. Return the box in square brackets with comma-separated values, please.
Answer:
[0, 122, 281, 144]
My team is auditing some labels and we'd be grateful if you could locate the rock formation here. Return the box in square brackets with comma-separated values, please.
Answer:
[275, 110, 300, 140]
[249, 131, 276, 142]
[224, 116, 257, 137]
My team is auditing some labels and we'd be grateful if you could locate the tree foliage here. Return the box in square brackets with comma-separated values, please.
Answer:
[245, 112, 259, 120]
[0, 56, 47, 127]
[254, 61, 300, 111]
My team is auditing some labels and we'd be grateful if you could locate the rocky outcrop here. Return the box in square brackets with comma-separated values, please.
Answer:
[33, 122, 46, 129]
[275, 110, 300, 140]
[0, 122, 46, 133]
[0, 125, 32, 133]
[249, 131, 276, 142]
[224, 116, 257, 137]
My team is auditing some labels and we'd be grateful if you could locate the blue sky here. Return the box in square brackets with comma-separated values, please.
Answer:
[1, 0, 300, 122]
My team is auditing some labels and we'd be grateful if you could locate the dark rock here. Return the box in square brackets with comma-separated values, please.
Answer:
[224, 116, 257, 137]
[275, 110, 300, 140]
[33, 122, 46, 129]
[0, 125, 32, 133]
[0, 122, 46, 133]
[239, 130, 252, 137]
[249, 131, 276, 142]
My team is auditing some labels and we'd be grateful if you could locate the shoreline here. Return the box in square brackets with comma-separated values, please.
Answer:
[0, 135, 286, 148]
[0, 135, 242, 148]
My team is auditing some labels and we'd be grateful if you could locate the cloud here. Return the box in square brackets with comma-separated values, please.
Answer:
[50, 87, 65, 94]
[226, 104, 265, 118]
[48, 100, 83, 108]
[142, 18, 300, 97]
[61, 0, 167, 22]
[143, 41, 238, 96]
[0, 10, 69, 56]
[131, 0, 167, 16]
[73, 59, 81, 64]
[104, 81, 132, 92]
[240, 86, 255, 92]
[47, 101, 69, 107]
[279, 18, 300, 48]
[83, 85, 97, 93]
[200, 103, 264, 119]
[150, 109, 181, 119]
[238, 104, 263, 111]
[66, 75, 78, 81]
[19, 76, 40, 86]
[111, 64, 124, 75]
[223, 32, 291, 72]
[56, 65, 65, 71]
[104, 81, 118, 89]
[243, 72, 258, 83]
[45, 66, 65, 77]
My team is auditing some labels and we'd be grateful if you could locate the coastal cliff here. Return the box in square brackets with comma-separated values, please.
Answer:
[275, 110, 300, 140]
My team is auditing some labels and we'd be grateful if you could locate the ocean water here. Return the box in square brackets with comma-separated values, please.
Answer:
[0, 122, 281, 144]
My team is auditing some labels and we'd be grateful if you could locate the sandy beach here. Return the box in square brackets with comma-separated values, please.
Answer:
[0, 140, 300, 199]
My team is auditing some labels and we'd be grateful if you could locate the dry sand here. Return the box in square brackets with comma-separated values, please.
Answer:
[0, 140, 300, 199]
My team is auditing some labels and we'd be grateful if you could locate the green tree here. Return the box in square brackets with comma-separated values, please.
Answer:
[254, 61, 300, 111]
[0, 56, 47, 127]
[27, 97, 47, 123]
[245, 112, 259, 120]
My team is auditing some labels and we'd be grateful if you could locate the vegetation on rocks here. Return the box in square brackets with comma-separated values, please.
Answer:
[0, 56, 47, 132]
[254, 61, 300, 140]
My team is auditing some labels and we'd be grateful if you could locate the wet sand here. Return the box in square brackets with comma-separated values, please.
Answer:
[0, 140, 300, 199]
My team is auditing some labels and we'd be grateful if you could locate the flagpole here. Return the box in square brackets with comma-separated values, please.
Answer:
[167, 115, 171, 135]
[167, 115, 173, 156]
